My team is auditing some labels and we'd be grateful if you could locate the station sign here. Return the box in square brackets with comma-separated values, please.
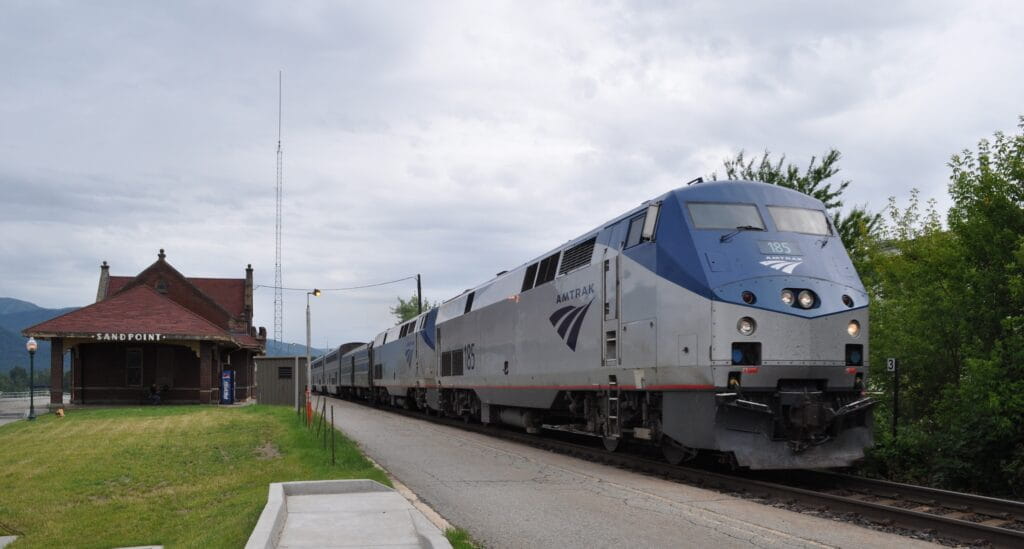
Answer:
[93, 333, 164, 342]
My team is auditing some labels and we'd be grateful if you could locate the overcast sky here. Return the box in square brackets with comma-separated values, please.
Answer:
[1, 1, 1022, 347]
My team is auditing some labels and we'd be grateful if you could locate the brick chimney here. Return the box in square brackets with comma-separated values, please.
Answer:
[95, 261, 110, 302]
[244, 263, 254, 325]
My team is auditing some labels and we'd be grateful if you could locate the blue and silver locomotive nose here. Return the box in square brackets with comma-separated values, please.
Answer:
[641, 181, 874, 468]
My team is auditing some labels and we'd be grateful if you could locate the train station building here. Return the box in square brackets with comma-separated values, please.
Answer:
[22, 249, 266, 406]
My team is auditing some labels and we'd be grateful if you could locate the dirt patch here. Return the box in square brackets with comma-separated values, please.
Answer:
[253, 441, 281, 460]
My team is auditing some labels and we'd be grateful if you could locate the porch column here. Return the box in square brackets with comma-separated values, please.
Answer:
[72, 346, 83, 404]
[200, 341, 213, 404]
[50, 338, 63, 406]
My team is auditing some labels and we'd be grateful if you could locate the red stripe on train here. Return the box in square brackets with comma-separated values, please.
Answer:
[368, 383, 715, 391]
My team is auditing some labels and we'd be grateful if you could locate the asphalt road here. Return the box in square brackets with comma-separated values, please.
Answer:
[316, 395, 939, 549]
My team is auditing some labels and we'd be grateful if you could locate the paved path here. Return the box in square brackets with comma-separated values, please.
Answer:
[0, 395, 68, 426]
[316, 395, 939, 549]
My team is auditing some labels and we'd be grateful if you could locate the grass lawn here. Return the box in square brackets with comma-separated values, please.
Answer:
[0, 404, 389, 548]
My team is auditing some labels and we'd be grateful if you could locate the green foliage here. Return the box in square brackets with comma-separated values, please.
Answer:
[390, 294, 435, 324]
[6, 366, 28, 387]
[710, 149, 881, 266]
[445, 527, 480, 549]
[863, 117, 1024, 497]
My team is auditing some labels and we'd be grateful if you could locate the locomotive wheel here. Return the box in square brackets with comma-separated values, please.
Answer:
[661, 437, 697, 465]
[602, 436, 621, 452]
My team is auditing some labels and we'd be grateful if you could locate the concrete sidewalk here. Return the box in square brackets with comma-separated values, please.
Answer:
[245, 480, 452, 549]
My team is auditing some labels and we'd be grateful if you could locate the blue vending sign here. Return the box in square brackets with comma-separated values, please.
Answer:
[220, 370, 235, 404]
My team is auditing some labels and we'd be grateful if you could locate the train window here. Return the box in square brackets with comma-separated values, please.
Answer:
[625, 215, 646, 248]
[559, 237, 597, 274]
[535, 252, 560, 286]
[767, 206, 831, 236]
[399, 325, 406, 338]
[521, 263, 539, 292]
[464, 292, 475, 314]
[641, 203, 660, 241]
[688, 203, 764, 230]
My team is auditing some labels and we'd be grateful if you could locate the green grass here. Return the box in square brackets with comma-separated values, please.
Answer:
[445, 527, 480, 548]
[0, 405, 389, 548]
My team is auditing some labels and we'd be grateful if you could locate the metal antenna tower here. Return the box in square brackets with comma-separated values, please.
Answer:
[273, 71, 284, 344]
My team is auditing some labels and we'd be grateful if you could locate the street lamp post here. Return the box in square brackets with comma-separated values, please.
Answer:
[26, 337, 37, 420]
[305, 289, 321, 424]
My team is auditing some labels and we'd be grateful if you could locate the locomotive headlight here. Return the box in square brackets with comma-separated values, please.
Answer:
[798, 290, 815, 309]
[847, 319, 861, 337]
[737, 317, 756, 336]
[780, 289, 795, 306]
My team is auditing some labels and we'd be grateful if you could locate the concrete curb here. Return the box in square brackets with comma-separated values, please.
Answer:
[244, 479, 451, 548]
[363, 454, 453, 533]
[316, 395, 454, 535]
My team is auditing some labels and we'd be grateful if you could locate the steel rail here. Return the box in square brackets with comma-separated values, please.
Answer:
[791, 470, 1024, 525]
[318, 394, 1024, 548]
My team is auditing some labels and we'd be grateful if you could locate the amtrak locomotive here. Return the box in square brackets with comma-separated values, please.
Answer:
[312, 180, 874, 469]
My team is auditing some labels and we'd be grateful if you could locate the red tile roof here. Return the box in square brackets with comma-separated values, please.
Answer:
[189, 278, 246, 318]
[105, 276, 132, 296]
[25, 285, 235, 341]
[105, 275, 245, 318]
[232, 333, 264, 350]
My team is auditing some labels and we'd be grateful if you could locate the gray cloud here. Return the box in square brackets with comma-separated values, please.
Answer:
[1, 0, 1022, 344]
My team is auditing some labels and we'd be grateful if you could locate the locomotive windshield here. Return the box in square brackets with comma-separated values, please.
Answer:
[768, 206, 831, 235]
[687, 203, 764, 230]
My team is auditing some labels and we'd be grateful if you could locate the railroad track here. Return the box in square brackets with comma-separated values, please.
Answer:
[317, 394, 1024, 547]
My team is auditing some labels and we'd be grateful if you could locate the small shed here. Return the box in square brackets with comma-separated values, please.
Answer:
[255, 356, 308, 408]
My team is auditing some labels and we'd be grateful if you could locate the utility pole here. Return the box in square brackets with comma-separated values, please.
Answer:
[416, 273, 422, 315]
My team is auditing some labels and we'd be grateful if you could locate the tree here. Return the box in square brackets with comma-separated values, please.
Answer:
[390, 294, 435, 324]
[7, 366, 28, 391]
[710, 149, 881, 267]
[863, 118, 1024, 497]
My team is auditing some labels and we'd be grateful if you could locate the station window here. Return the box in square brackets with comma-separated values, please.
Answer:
[126, 348, 143, 386]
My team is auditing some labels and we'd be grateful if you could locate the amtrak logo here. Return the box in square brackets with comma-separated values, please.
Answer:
[549, 298, 594, 351]
[760, 256, 803, 274]
[556, 283, 595, 304]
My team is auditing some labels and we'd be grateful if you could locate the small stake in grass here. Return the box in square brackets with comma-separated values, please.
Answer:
[331, 405, 336, 466]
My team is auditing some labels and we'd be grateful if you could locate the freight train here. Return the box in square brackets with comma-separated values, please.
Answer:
[311, 180, 874, 469]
